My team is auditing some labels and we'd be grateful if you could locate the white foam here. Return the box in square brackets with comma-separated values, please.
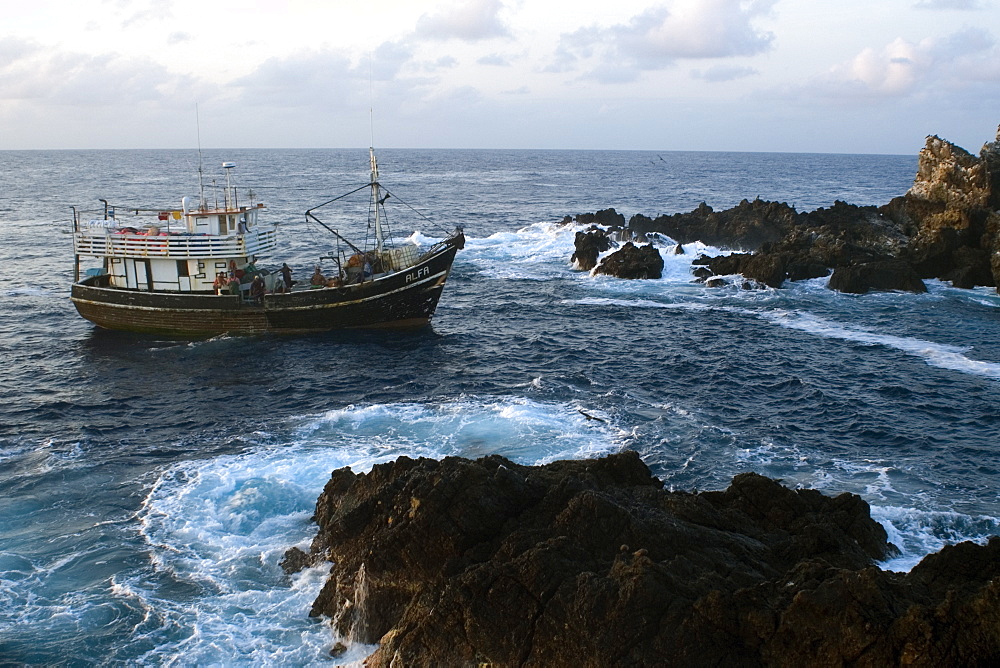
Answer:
[295, 396, 624, 464]
[872, 505, 1000, 572]
[758, 309, 1000, 381]
[565, 296, 711, 312]
[456, 222, 732, 285]
[127, 397, 623, 664]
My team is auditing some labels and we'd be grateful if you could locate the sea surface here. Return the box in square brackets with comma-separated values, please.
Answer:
[2, 148, 999, 665]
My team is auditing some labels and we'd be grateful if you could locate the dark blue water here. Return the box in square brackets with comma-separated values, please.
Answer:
[3, 148, 999, 665]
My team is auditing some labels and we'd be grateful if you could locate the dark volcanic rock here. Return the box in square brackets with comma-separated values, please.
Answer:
[629, 199, 799, 251]
[279, 546, 313, 574]
[292, 452, 1000, 666]
[594, 242, 664, 279]
[576, 207, 626, 228]
[828, 259, 928, 294]
[943, 246, 995, 288]
[571, 227, 613, 271]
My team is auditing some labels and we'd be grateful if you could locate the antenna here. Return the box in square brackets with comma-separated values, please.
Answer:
[368, 54, 384, 254]
[368, 53, 375, 150]
[196, 103, 206, 209]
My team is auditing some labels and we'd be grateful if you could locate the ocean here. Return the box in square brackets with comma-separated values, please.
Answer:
[2, 148, 999, 665]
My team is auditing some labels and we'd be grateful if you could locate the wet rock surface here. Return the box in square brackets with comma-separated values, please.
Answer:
[570, 227, 613, 271]
[594, 241, 664, 279]
[288, 452, 1000, 666]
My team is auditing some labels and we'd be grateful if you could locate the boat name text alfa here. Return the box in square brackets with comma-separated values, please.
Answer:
[406, 266, 431, 283]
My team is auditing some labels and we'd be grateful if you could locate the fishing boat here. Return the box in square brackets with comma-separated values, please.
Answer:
[70, 149, 465, 335]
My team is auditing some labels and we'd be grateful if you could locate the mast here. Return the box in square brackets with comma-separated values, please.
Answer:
[196, 104, 206, 210]
[368, 72, 385, 254]
[370, 146, 384, 254]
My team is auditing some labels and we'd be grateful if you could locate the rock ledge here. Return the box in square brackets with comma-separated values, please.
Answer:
[288, 452, 1000, 666]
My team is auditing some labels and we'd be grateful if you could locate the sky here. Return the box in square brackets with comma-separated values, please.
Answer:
[2, 0, 999, 153]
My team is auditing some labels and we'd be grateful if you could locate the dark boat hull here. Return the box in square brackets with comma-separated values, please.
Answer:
[71, 244, 460, 336]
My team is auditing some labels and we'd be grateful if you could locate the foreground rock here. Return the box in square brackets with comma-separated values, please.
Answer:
[287, 452, 1000, 666]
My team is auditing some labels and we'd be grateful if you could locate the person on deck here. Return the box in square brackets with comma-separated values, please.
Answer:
[229, 260, 245, 281]
[250, 275, 265, 304]
[280, 263, 294, 291]
[310, 266, 326, 287]
[213, 272, 227, 295]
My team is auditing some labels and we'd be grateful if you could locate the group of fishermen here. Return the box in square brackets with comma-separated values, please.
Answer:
[212, 261, 297, 303]
[211, 254, 375, 302]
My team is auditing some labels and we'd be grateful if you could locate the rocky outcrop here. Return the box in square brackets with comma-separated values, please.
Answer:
[576, 207, 626, 228]
[908, 134, 992, 214]
[288, 452, 1000, 666]
[594, 242, 664, 279]
[629, 199, 799, 251]
[896, 130, 1000, 287]
[570, 126, 1000, 294]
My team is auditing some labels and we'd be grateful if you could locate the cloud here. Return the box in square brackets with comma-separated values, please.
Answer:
[120, 0, 174, 28]
[226, 41, 443, 122]
[415, 0, 510, 41]
[230, 50, 364, 109]
[914, 0, 981, 9]
[691, 64, 759, 82]
[431, 55, 459, 69]
[0, 43, 192, 105]
[613, 0, 776, 63]
[798, 27, 999, 101]
[546, 0, 776, 82]
[477, 53, 512, 66]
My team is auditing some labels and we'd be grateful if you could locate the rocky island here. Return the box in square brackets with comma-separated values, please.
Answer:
[571, 126, 1000, 293]
[285, 452, 1000, 666]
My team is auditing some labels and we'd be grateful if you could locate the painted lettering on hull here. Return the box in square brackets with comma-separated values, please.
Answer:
[406, 266, 431, 283]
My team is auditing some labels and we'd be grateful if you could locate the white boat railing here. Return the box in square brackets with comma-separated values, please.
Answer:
[73, 227, 278, 259]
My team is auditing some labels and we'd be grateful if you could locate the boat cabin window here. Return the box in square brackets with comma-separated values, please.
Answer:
[194, 216, 210, 232]
[177, 260, 190, 277]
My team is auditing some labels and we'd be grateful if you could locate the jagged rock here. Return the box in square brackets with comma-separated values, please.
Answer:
[692, 266, 712, 280]
[280, 546, 313, 574]
[898, 132, 1000, 288]
[694, 252, 785, 288]
[295, 453, 1000, 667]
[571, 227, 613, 271]
[594, 242, 664, 279]
[908, 134, 992, 212]
[629, 199, 799, 251]
[667, 201, 908, 289]
[981, 124, 1000, 210]
[828, 260, 927, 294]
[576, 208, 626, 228]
